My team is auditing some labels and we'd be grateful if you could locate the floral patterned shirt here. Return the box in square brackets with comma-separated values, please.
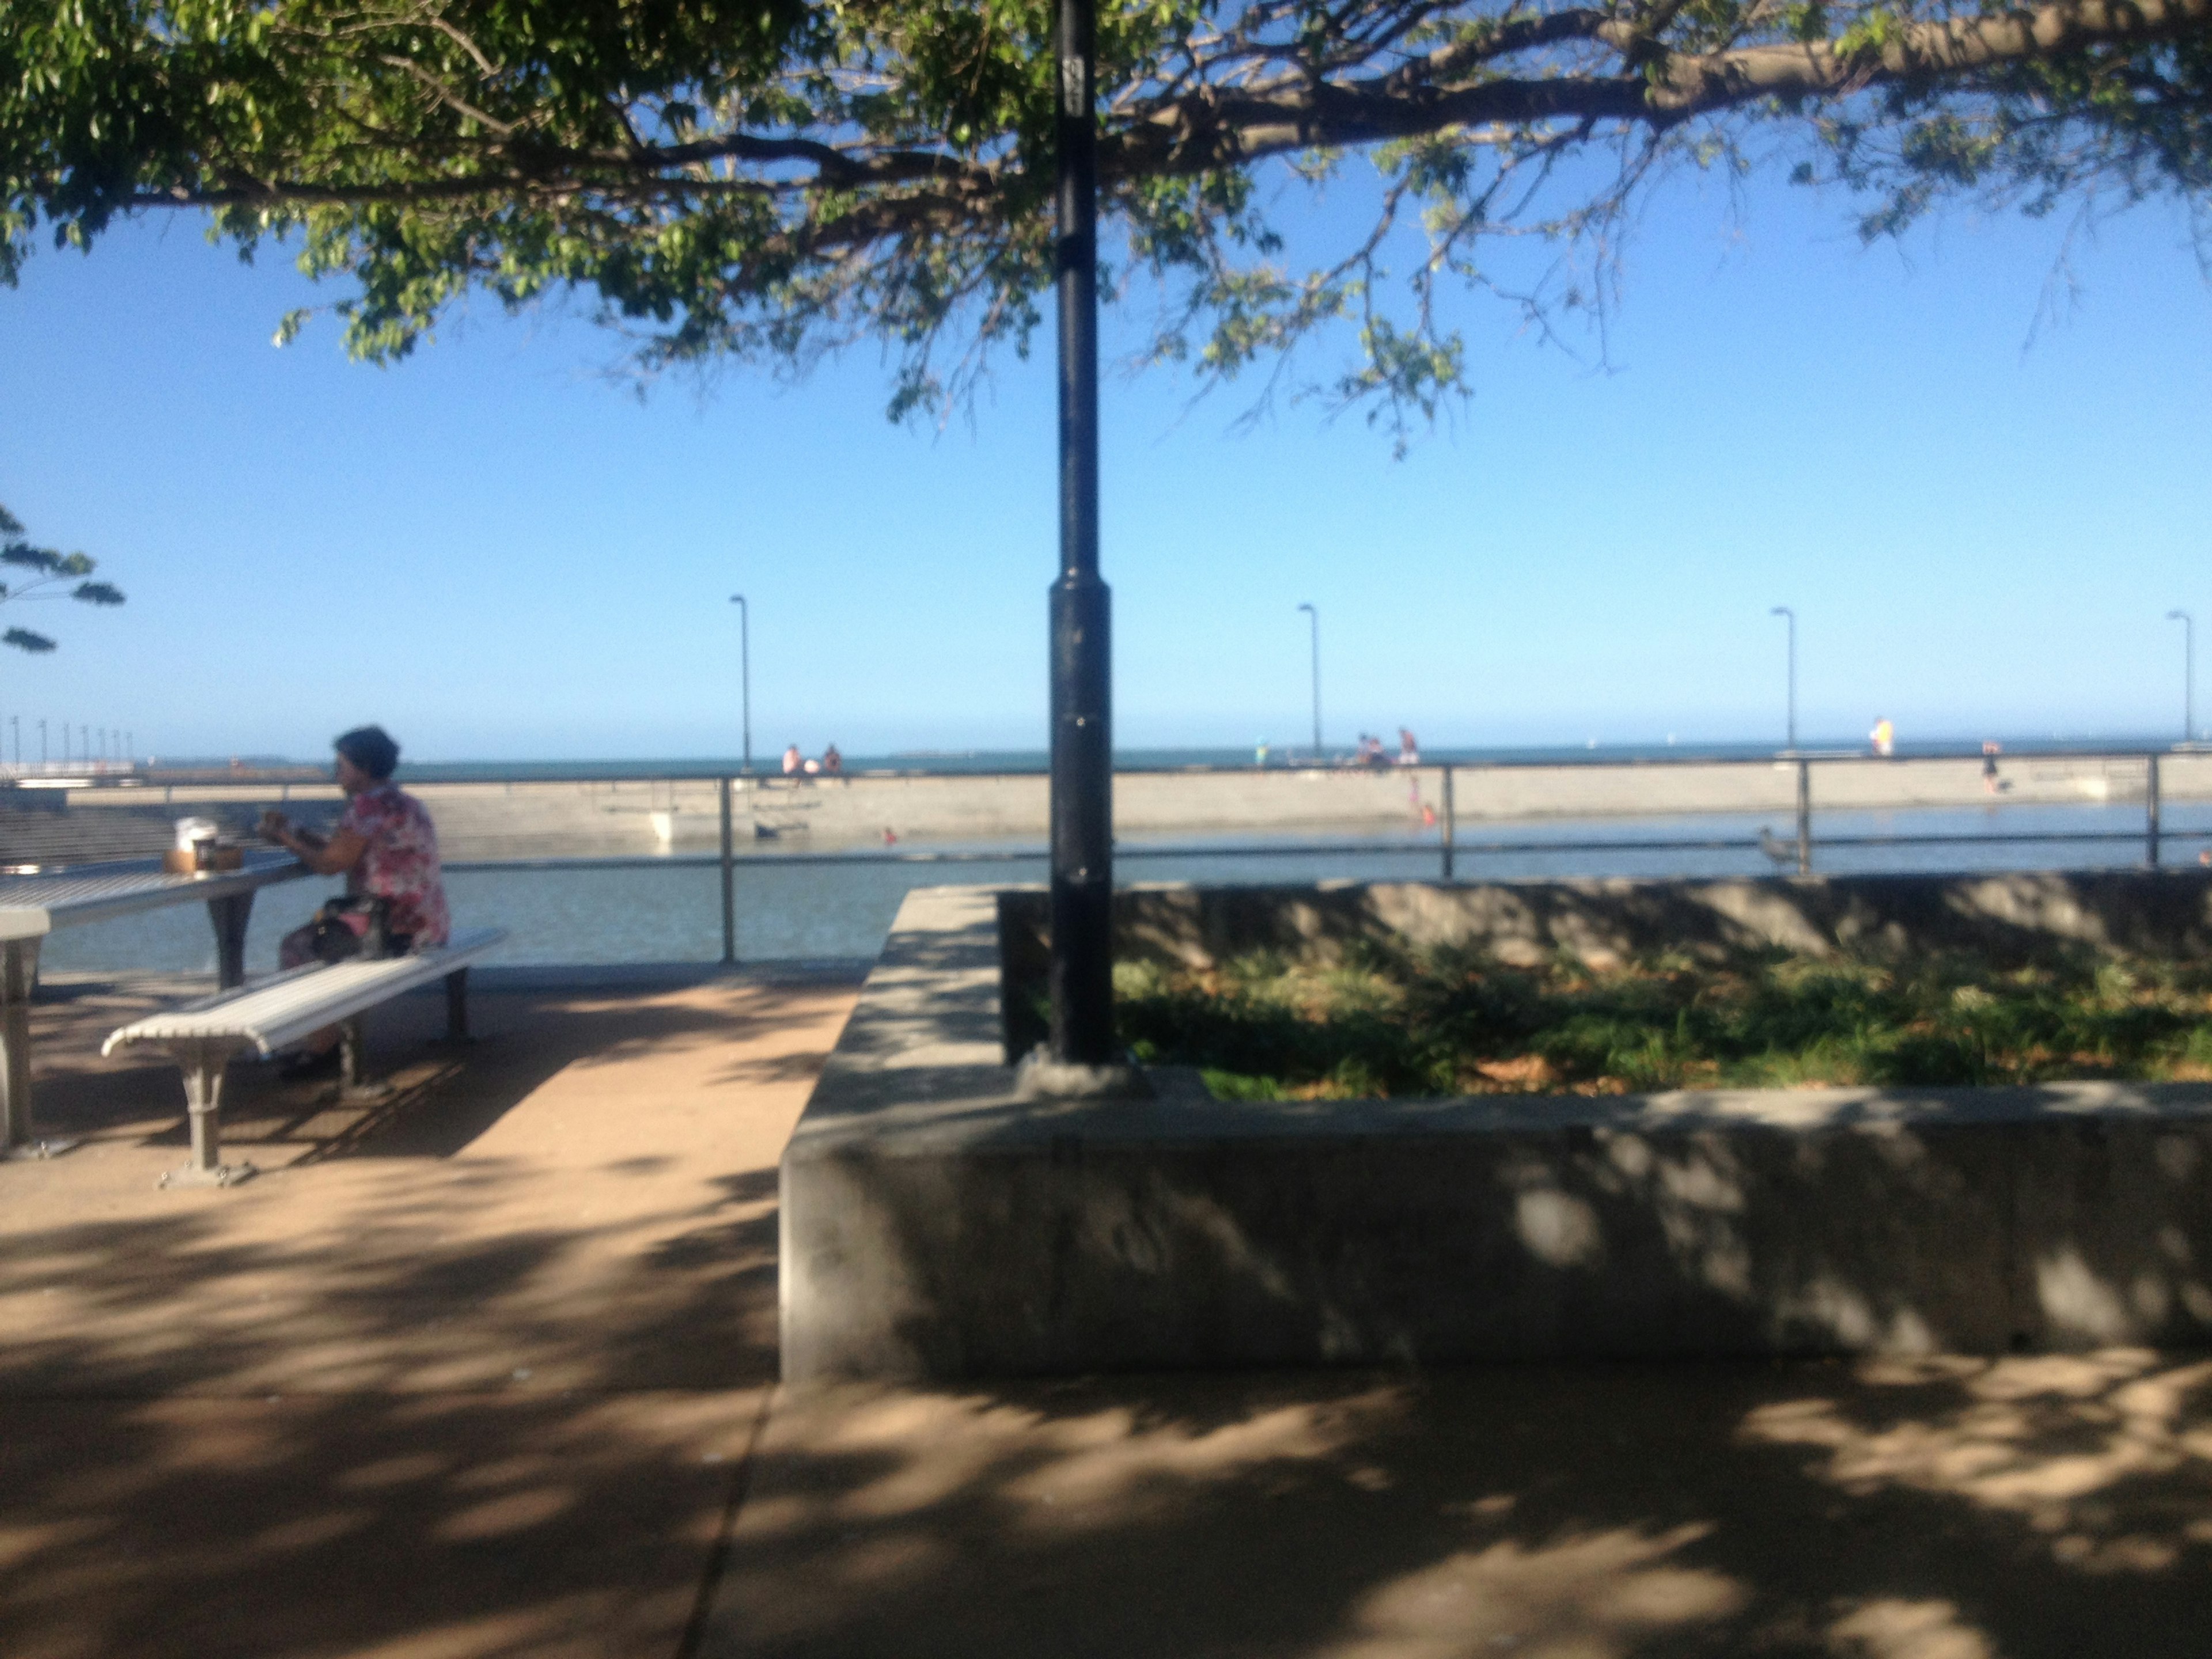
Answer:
[338, 783, 450, 946]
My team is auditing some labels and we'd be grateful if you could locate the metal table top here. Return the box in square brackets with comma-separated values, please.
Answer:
[0, 852, 310, 932]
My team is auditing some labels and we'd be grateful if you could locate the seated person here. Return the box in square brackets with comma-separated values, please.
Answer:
[259, 725, 451, 1073]
[821, 743, 843, 775]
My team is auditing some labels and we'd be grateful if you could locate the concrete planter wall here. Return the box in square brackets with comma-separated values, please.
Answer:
[781, 877, 2212, 1383]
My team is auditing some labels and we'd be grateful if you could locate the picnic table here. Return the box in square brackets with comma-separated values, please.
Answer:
[1, 851, 311, 1156]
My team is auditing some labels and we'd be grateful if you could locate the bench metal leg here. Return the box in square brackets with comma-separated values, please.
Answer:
[158, 1037, 254, 1188]
[339, 1017, 391, 1104]
[206, 893, 255, 990]
[444, 968, 471, 1042]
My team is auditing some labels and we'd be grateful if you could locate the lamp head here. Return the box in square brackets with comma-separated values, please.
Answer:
[1770, 605, 1791, 619]
[2169, 609, 2190, 622]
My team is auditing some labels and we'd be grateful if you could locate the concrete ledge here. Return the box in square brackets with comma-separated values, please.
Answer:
[782, 884, 2212, 1382]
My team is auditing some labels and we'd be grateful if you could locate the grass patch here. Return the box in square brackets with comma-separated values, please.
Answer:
[1112, 940, 2212, 1100]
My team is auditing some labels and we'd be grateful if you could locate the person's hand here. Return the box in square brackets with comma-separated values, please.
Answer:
[259, 809, 290, 841]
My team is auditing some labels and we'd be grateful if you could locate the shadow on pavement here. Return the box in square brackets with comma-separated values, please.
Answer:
[0, 979, 850, 1659]
[7, 978, 2211, 1659]
[713, 1352, 2212, 1658]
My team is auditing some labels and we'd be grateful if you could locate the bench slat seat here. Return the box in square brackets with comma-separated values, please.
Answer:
[105, 927, 507, 1188]
[104, 927, 507, 1060]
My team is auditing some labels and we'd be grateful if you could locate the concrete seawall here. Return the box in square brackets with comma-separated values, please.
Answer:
[55, 751, 2212, 857]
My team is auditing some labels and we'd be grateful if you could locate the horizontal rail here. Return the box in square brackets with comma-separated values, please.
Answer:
[439, 826, 2212, 878]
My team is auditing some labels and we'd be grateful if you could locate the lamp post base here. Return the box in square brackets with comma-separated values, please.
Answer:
[1014, 1046, 1153, 1101]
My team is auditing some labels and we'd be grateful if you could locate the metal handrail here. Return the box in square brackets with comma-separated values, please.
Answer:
[25, 747, 2211, 965]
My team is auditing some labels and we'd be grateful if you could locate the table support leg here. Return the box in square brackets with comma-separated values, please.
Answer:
[207, 893, 255, 990]
[2, 937, 74, 1160]
[158, 1037, 253, 1188]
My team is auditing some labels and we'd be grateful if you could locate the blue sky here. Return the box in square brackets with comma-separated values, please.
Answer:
[1, 159, 2209, 763]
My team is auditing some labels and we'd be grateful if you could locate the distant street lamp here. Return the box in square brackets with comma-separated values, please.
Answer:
[1297, 602, 1322, 758]
[7, 716, 16, 767]
[1770, 605, 1797, 752]
[2168, 609, 2194, 742]
[729, 593, 752, 775]
[37, 718, 46, 765]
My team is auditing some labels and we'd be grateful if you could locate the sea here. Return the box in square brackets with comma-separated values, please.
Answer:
[148, 730, 2205, 783]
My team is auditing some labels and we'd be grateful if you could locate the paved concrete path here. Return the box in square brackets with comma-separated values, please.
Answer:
[6, 974, 2212, 1659]
[1, 972, 851, 1659]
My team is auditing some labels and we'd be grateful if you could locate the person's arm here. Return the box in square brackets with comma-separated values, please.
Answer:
[259, 809, 369, 876]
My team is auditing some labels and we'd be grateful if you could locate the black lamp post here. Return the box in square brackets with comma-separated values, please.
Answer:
[1044, 0, 1116, 1070]
[2169, 609, 2194, 742]
[1770, 605, 1797, 752]
[729, 593, 752, 774]
[1297, 603, 1321, 757]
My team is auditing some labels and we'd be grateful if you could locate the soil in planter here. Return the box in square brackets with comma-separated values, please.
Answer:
[1111, 940, 2212, 1100]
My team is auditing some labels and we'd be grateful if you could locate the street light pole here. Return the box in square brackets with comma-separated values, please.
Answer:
[1770, 606, 1797, 752]
[1297, 603, 1322, 757]
[2169, 609, 2194, 741]
[1044, 0, 1117, 1072]
[729, 593, 752, 774]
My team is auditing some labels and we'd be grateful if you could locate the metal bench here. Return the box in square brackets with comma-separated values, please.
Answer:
[103, 926, 508, 1188]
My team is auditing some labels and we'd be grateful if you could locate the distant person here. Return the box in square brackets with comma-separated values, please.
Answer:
[822, 743, 843, 776]
[802, 755, 820, 775]
[782, 743, 802, 776]
[1982, 740, 2003, 795]
[258, 725, 450, 1076]
[1255, 740, 1270, 767]
[1397, 728, 1420, 766]
[1870, 717, 1896, 758]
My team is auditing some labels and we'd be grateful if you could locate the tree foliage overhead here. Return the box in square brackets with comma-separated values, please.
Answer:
[5, 0, 2209, 426]
[0, 504, 126, 654]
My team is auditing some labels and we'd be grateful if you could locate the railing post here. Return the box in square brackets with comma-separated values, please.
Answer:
[1795, 760, 1812, 876]
[719, 775, 737, 964]
[2147, 753, 2162, 869]
[1441, 765, 1456, 882]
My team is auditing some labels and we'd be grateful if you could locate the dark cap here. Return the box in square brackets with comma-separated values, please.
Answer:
[333, 725, 400, 781]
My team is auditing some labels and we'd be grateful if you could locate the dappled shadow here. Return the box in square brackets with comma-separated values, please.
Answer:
[20, 978, 830, 1165]
[1, 1386, 751, 1659]
[712, 1352, 2212, 1658]
[0, 978, 853, 1659]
